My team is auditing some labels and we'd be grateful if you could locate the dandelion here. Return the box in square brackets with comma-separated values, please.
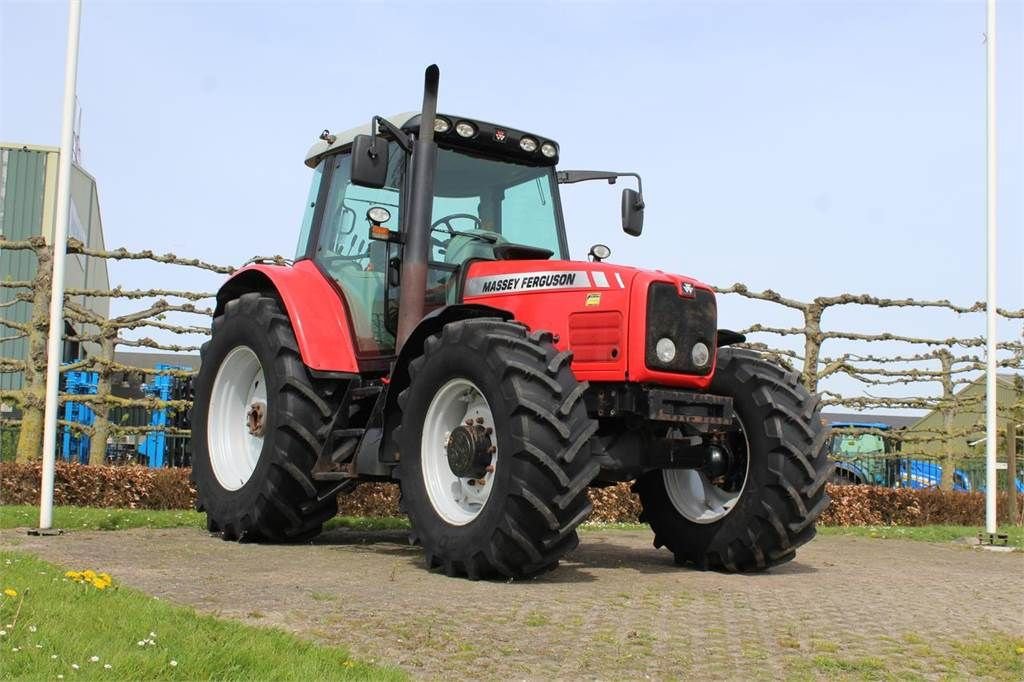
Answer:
[90, 656, 100, 662]
[169, 660, 178, 667]
[2, 588, 16, 598]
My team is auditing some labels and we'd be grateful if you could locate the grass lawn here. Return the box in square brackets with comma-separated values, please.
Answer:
[2, 506, 1021, 549]
[818, 524, 1024, 548]
[0, 551, 403, 680]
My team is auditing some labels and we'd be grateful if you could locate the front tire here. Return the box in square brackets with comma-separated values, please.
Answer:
[634, 348, 832, 571]
[191, 293, 340, 542]
[396, 319, 600, 579]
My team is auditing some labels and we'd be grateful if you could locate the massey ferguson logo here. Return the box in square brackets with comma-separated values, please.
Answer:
[494, 129, 507, 142]
[680, 282, 695, 298]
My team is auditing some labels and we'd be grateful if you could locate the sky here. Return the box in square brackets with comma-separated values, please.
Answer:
[1, 0, 1022, 413]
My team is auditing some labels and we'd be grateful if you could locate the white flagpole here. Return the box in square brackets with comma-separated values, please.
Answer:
[38, 0, 83, 531]
[984, 0, 998, 537]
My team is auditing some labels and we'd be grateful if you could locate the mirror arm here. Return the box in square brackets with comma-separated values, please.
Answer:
[371, 116, 414, 155]
[557, 169, 643, 200]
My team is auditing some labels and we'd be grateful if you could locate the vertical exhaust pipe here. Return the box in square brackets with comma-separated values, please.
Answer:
[396, 64, 440, 352]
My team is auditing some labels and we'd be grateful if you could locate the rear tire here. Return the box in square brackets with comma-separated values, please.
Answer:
[191, 293, 340, 542]
[634, 348, 832, 571]
[396, 319, 600, 579]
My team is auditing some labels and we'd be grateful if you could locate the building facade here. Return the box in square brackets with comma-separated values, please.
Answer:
[0, 142, 110, 390]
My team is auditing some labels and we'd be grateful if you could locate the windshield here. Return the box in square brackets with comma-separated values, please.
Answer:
[831, 433, 887, 457]
[429, 148, 565, 264]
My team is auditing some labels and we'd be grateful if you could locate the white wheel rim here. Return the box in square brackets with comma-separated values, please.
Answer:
[662, 418, 750, 524]
[207, 346, 267, 491]
[420, 378, 497, 526]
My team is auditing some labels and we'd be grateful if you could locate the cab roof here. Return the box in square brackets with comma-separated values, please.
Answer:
[304, 112, 560, 168]
[304, 112, 416, 168]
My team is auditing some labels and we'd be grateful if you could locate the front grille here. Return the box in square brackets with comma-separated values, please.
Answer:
[645, 282, 717, 375]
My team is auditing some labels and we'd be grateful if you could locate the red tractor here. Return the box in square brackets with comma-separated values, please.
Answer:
[192, 66, 830, 579]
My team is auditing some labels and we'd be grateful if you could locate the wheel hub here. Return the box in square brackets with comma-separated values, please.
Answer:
[700, 443, 733, 479]
[246, 402, 266, 437]
[445, 419, 493, 479]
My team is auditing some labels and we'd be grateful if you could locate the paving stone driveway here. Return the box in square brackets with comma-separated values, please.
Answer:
[3, 527, 1021, 679]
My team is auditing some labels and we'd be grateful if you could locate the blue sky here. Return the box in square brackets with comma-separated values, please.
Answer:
[1, 0, 1021, 410]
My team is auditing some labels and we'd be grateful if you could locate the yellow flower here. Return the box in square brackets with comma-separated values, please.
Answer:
[65, 571, 81, 581]
[97, 573, 112, 583]
[92, 581, 108, 591]
[2, 588, 16, 598]
[82, 570, 97, 581]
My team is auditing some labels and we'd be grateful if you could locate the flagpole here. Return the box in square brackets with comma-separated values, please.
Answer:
[38, 0, 83, 531]
[983, 0, 998, 537]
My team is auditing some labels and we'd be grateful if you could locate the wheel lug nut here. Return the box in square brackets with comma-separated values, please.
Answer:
[485, 464, 495, 473]
[475, 417, 484, 424]
[484, 427, 493, 436]
[465, 419, 474, 426]
[487, 446, 496, 454]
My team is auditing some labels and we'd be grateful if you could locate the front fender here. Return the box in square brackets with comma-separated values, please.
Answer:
[215, 260, 360, 374]
[377, 303, 513, 463]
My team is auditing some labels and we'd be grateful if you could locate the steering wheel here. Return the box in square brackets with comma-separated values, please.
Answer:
[431, 213, 483, 236]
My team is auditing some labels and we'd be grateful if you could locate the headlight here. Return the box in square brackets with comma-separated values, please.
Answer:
[455, 121, 476, 138]
[366, 206, 391, 224]
[691, 342, 710, 368]
[519, 137, 538, 152]
[540, 142, 557, 158]
[656, 338, 677, 363]
[433, 117, 450, 133]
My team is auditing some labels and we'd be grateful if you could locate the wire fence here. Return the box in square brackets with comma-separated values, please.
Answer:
[1, 237, 1022, 498]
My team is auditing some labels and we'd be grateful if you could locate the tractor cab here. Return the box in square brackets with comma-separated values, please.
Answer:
[297, 113, 571, 357]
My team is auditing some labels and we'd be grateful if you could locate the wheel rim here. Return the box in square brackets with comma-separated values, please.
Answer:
[207, 345, 267, 491]
[420, 378, 497, 526]
[662, 417, 750, 524]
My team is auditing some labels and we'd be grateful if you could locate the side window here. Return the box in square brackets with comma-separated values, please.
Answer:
[501, 176, 559, 254]
[294, 161, 324, 260]
[315, 145, 403, 355]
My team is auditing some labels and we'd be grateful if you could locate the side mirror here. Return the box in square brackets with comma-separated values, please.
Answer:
[621, 188, 644, 236]
[351, 134, 388, 188]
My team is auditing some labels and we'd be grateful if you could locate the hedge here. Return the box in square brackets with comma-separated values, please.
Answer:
[2, 462, 1021, 526]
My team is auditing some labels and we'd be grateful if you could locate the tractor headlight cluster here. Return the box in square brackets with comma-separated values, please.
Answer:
[455, 121, 477, 138]
[433, 117, 451, 133]
[540, 142, 558, 158]
[519, 136, 538, 152]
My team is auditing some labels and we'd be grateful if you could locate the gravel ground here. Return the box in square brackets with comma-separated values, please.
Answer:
[2, 526, 1021, 680]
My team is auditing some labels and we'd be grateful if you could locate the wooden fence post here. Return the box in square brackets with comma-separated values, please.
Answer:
[1007, 418, 1018, 525]
[15, 238, 54, 462]
[937, 350, 957, 491]
[87, 330, 115, 465]
[802, 303, 824, 393]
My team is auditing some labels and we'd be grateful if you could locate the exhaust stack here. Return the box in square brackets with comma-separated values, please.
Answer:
[396, 65, 440, 352]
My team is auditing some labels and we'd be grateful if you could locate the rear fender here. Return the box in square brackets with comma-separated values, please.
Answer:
[214, 261, 360, 374]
